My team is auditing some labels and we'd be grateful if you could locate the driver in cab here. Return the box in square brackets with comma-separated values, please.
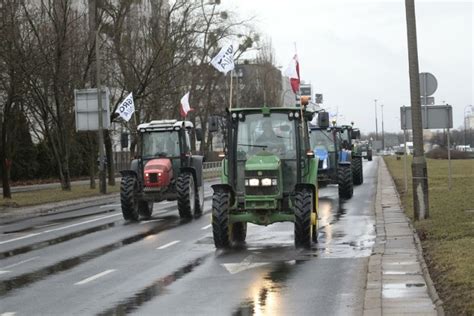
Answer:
[255, 120, 285, 153]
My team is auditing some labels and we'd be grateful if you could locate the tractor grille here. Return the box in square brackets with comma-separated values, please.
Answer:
[149, 173, 158, 183]
[245, 186, 278, 196]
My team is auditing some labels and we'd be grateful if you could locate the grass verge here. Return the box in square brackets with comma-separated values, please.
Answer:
[1, 183, 120, 208]
[384, 156, 474, 315]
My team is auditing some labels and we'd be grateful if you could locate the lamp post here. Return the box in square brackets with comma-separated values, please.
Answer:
[96, 27, 106, 194]
[374, 99, 379, 142]
[464, 105, 473, 146]
[381, 104, 385, 150]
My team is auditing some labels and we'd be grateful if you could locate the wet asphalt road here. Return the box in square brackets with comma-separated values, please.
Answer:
[0, 159, 378, 316]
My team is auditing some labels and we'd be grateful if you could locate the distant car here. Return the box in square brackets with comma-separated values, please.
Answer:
[359, 143, 373, 161]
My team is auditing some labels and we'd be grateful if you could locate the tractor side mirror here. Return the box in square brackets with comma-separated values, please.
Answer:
[351, 130, 361, 140]
[120, 132, 129, 149]
[195, 128, 203, 142]
[208, 116, 219, 133]
[304, 111, 313, 121]
[318, 112, 330, 129]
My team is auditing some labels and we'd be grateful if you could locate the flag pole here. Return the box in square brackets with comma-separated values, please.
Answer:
[229, 70, 234, 110]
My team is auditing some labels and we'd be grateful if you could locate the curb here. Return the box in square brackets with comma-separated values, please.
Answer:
[383, 157, 445, 316]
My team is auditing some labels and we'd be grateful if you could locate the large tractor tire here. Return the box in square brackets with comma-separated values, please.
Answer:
[120, 176, 140, 221]
[352, 157, 363, 185]
[368, 151, 373, 161]
[138, 201, 153, 219]
[194, 183, 205, 218]
[294, 189, 313, 249]
[212, 192, 232, 248]
[338, 164, 353, 199]
[232, 222, 247, 244]
[177, 172, 195, 219]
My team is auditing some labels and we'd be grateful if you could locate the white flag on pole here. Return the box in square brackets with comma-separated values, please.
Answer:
[115, 92, 135, 121]
[180, 91, 193, 118]
[210, 43, 235, 75]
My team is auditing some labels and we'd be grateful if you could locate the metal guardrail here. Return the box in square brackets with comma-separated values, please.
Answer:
[203, 161, 222, 179]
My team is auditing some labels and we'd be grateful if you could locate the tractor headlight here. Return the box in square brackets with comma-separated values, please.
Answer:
[294, 111, 300, 118]
[244, 179, 249, 186]
[232, 113, 237, 119]
[289, 112, 294, 118]
[249, 178, 259, 186]
[271, 178, 278, 186]
[322, 158, 328, 170]
[261, 178, 272, 186]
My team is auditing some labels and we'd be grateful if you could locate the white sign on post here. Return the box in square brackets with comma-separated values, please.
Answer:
[74, 88, 110, 131]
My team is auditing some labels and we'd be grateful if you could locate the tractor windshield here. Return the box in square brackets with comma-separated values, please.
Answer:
[310, 130, 335, 152]
[236, 113, 296, 160]
[142, 131, 180, 158]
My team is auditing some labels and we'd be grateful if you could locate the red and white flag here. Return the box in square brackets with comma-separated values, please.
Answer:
[180, 92, 193, 118]
[284, 54, 300, 94]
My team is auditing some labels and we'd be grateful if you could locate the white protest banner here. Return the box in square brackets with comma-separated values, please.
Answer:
[115, 92, 135, 121]
[210, 43, 235, 75]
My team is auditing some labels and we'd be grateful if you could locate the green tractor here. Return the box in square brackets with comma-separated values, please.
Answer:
[119, 120, 204, 221]
[208, 106, 319, 249]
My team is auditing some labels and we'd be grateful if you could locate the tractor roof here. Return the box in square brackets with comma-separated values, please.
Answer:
[137, 120, 193, 132]
[229, 106, 309, 113]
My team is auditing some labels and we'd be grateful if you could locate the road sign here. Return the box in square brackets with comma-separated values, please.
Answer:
[74, 88, 110, 131]
[400, 105, 452, 130]
[419, 72, 437, 97]
[315, 93, 323, 104]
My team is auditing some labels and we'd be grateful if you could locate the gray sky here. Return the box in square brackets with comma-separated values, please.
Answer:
[225, 0, 473, 133]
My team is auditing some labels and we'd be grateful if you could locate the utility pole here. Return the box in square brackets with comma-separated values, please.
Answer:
[374, 99, 379, 142]
[381, 104, 385, 150]
[405, 0, 429, 219]
[95, 4, 106, 194]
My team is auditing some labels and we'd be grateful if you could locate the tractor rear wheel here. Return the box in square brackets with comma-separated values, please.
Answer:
[352, 157, 363, 185]
[177, 172, 195, 219]
[138, 201, 153, 219]
[212, 192, 232, 248]
[232, 222, 247, 243]
[194, 184, 205, 218]
[294, 189, 313, 249]
[338, 165, 353, 199]
[120, 176, 140, 221]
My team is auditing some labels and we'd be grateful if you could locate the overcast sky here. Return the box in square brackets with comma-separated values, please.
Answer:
[224, 0, 473, 133]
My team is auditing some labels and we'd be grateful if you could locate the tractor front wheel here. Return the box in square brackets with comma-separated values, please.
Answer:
[212, 192, 232, 248]
[352, 157, 363, 185]
[338, 164, 353, 199]
[177, 173, 195, 219]
[294, 189, 313, 249]
[120, 176, 140, 221]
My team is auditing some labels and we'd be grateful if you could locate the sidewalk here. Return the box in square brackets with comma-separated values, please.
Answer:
[363, 159, 443, 315]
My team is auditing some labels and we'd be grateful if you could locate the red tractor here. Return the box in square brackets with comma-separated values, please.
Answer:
[120, 120, 204, 221]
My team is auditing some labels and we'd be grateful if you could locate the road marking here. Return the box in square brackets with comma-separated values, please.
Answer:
[0, 270, 11, 275]
[157, 240, 180, 250]
[221, 255, 270, 275]
[100, 204, 121, 208]
[1, 312, 16, 316]
[0, 214, 121, 245]
[75, 269, 116, 285]
[201, 224, 211, 230]
[140, 219, 162, 225]
[1, 256, 39, 270]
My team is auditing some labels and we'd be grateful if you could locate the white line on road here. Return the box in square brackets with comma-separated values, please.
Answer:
[201, 224, 211, 230]
[0, 213, 121, 245]
[0, 270, 11, 275]
[1, 312, 16, 316]
[1, 256, 39, 270]
[140, 219, 163, 225]
[74, 269, 116, 285]
[156, 240, 180, 250]
[100, 204, 121, 208]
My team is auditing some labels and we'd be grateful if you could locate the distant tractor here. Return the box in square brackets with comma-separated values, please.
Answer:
[208, 106, 320, 249]
[358, 141, 373, 161]
[309, 115, 354, 199]
[120, 120, 204, 221]
[339, 125, 363, 186]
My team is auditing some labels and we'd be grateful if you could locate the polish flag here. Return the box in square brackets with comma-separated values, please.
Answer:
[284, 54, 300, 94]
[180, 92, 193, 118]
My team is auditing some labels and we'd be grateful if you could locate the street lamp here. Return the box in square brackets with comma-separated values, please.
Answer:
[381, 104, 385, 150]
[374, 99, 379, 142]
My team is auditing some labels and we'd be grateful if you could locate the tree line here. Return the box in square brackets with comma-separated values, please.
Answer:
[0, 0, 270, 198]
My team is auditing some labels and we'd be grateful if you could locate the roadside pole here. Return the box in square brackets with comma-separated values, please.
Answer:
[96, 29, 106, 194]
[405, 0, 429, 220]
[403, 128, 408, 192]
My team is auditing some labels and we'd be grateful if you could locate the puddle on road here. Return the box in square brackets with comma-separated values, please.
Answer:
[233, 261, 303, 316]
[97, 256, 208, 316]
[0, 217, 181, 297]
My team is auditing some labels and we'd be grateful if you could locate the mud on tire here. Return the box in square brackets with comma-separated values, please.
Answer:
[121, 176, 139, 221]
[294, 189, 313, 249]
